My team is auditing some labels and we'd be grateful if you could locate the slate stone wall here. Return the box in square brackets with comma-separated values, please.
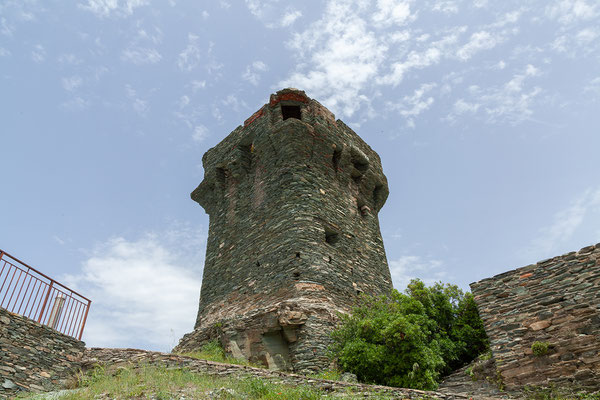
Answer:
[470, 243, 600, 390]
[176, 89, 393, 373]
[85, 347, 471, 400]
[0, 307, 85, 396]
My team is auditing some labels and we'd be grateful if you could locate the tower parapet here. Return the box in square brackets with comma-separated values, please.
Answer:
[175, 89, 392, 373]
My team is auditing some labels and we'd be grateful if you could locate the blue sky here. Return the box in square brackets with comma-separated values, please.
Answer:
[1, 0, 600, 351]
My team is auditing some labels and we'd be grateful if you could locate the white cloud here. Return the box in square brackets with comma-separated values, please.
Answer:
[79, 0, 149, 18]
[575, 27, 599, 44]
[125, 84, 149, 116]
[242, 60, 268, 86]
[202, 10, 209, 19]
[387, 83, 436, 127]
[0, 47, 10, 57]
[528, 188, 600, 259]
[583, 76, 600, 97]
[179, 95, 190, 108]
[190, 80, 206, 92]
[63, 226, 205, 350]
[58, 53, 83, 65]
[60, 97, 90, 111]
[281, 10, 302, 27]
[1, 17, 14, 37]
[62, 76, 83, 91]
[372, 0, 413, 26]
[432, 1, 459, 14]
[177, 34, 201, 72]
[121, 47, 162, 65]
[31, 44, 46, 63]
[546, 0, 598, 25]
[456, 31, 501, 61]
[389, 255, 447, 291]
[448, 64, 543, 124]
[192, 125, 209, 143]
[280, 0, 388, 117]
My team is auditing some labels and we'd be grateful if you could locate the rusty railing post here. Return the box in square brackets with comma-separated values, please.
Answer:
[78, 301, 91, 341]
[37, 280, 54, 324]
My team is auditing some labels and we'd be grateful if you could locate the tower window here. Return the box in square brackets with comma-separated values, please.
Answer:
[282, 105, 301, 120]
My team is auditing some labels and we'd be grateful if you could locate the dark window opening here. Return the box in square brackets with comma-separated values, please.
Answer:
[328, 256, 332, 263]
[325, 229, 340, 245]
[216, 167, 227, 185]
[356, 290, 363, 296]
[282, 105, 302, 120]
[295, 252, 301, 258]
[332, 149, 341, 172]
[293, 272, 300, 280]
[350, 267, 354, 275]
[256, 261, 260, 267]
[240, 144, 253, 172]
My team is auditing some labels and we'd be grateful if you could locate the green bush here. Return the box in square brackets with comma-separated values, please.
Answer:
[330, 279, 489, 390]
[531, 341, 550, 357]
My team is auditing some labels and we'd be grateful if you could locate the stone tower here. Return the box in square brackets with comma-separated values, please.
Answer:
[175, 89, 392, 373]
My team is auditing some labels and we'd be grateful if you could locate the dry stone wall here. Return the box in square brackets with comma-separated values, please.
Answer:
[0, 307, 85, 397]
[176, 89, 393, 373]
[470, 243, 600, 390]
[85, 347, 475, 400]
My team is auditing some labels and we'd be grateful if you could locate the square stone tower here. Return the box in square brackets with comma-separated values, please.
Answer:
[175, 89, 392, 373]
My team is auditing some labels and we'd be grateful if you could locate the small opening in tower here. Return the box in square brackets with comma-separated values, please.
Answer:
[332, 149, 341, 172]
[256, 261, 260, 267]
[328, 256, 332, 263]
[295, 252, 301, 258]
[325, 229, 339, 245]
[282, 105, 301, 120]
[293, 272, 300, 280]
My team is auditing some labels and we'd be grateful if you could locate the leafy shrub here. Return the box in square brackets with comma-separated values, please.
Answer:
[330, 279, 489, 390]
[531, 341, 550, 357]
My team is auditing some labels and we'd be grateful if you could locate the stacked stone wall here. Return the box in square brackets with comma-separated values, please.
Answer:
[470, 243, 600, 390]
[177, 89, 393, 373]
[0, 307, 85, 397]
[85, 347, 474, 400]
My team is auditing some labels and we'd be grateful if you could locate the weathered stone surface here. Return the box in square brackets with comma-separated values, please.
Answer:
[0, 308, 85, 396]
[175, 89, 393, 373]
[471, 242, 600, 391]
[84, 347, 473, 399]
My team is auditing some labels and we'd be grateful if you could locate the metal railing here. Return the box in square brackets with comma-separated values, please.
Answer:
[0, 249, 91, 340]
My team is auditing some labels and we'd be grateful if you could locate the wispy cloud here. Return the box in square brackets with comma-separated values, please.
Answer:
[79, 0, 149, 18]
[62, 76, 83, 91]
[177, 34, 201, 72]
[456, 30, 502, 61]
[527, 187, 600, 259]
[447, 64, 542, 124]
[121, 47, 162, 64]
[63, 225, 205, 350]
[125, 84, 149, 116]
[387, 83, 436, 128]
[280, 0, 389, 117]
[242, 61, 268, 86]
[31, 44, 46, 63]
[545, 0, 598, 25]
[389, 255, 447, 291]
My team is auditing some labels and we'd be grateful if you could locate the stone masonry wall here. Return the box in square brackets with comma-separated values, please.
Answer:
[470, 243, 600, 390]
[85, 347, 474, 400]
[176, 89, 393, 373]
[0, 307, 85, 397]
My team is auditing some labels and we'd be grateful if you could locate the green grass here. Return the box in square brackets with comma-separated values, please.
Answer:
[20, 364, 327, 399]
[177, 339, 261, 368]
[522, 385, 600, 400]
